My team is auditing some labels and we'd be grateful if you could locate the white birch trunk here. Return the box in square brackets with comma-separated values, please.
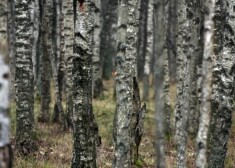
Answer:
[195, 0, 215, 167]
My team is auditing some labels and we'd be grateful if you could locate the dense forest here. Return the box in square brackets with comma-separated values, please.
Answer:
[0, 0, 234, 167]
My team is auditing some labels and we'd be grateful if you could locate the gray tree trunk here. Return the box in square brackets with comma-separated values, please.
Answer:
[153, 0, 166, 167]
[0, 0, 7, 44]
[15, 0, 37, 154]
[63, 0, 74, 127]
[39, 0, 52, 123]
[100, 0, 118, 80]
[208, 1, 235, 167]
[143, 0, 153, 101]
[0, 56, 12, 168]
[72, 1, 99, 167]
[113, 0, 131, 167]
[166, 0, 177, 84]
[174, 0, 197, 167]
[137, 0, 148, 80]
[32, 0, 40, 92]
[51, 0, 67, 129]
[7, 0, 16, 101]
[92, 0, 103, 98]
[195, 0, 215, 167]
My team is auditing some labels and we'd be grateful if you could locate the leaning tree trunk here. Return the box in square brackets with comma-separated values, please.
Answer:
[0, 56, 12, 168]
[63, 0, 74, 128]
[195, 0, 215, 167]
[208, 1, 235, 167]
[15, 0, 37, 154]
[153, 0, 166, 167]
[92, 0, 103, 98]
[71, 1, 99, 167]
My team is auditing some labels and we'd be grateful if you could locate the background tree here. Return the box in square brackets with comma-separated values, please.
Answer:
[208, 1, 235, 167]
[63, 0, 74, 127]
[92, 0, 103, 98]
[15, 0, 37, 154]
[195, 0, 215, 166]
[72, 0, 99, 167]
[153, 0, 166, 167]
[39, 0, 52, 122]
[100, 0, 118, 80]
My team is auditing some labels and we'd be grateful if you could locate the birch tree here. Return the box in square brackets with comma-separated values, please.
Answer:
[92, 0, 103, 98]
[113, 0, 131, 166]
[63, 0, 74, 127]
[195, 0, 215, 167]
[143, 0, 153, 101]
[0, 56, 12, 168]
[174, 0, 197, 167]
[208, 1, 235, 167]
[137, 0, 148, 80]
[153, 0, 166, 167]
[7, 0, 16, 100]
[15, 0, 37, 154]
[72, 0, 99, 167]
[39, 0, 52, 122]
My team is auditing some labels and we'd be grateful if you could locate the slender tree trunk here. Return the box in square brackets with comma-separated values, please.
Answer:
[0, 56, 12, 168]
[51, 0, 67, 129]
[137, 0, 148, 80]
[92, 0, 103, 98]
[72, 1, 99, 167]
[174, 0, 196, 167]
[63, 0, 74, 128]
[101, 0, 118, 80]
[143, 0, 153, 101]
[208, 1, 235, 167]
[113, 0, 131, 167]
[39, 0, 52, 123]
[15, 0, 37, 154]
[32, 0, 40, 93]
[0, 0, 7, 44]
[195, 0, 215, 167]
[7, 0, 16, 101]
[153, 0, 166, 167]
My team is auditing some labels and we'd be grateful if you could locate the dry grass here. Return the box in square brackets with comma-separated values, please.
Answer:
[10, 80, 235, 168]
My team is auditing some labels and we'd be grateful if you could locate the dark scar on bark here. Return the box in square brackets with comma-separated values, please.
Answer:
[78, 0, 84, 7]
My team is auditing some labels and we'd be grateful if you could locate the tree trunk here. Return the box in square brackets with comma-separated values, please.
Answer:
[153, 0, 166, 167]
[137, 0, 148, 80]
[63, 0, 74, 128]
[100, 0, 118, 80]
[71, 1, 99, 167]
[51, 0, 67, 129]
[39, 0, 52, 123]
[208, 1, 235, 167]
[0, 56, 12, 168]
[92, 0, 103, 98]
[195, 0, 215, 167]
[113, 0, 131, 167]
[7, 0, 16, 101]
[143, 0, 153, 101]
[174, 0, 196, 167]
[15, 0, 37, 154]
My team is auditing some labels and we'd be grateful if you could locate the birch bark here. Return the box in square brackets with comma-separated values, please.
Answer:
[208, 1, 235, 167]
[195, 0, 215, 167]
[153, 0, 166, 167]
[15, 0, 37, 154]
[72, 1, 99, 167]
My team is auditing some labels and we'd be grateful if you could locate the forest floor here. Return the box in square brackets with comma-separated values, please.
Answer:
[10, 80, 235, 168]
